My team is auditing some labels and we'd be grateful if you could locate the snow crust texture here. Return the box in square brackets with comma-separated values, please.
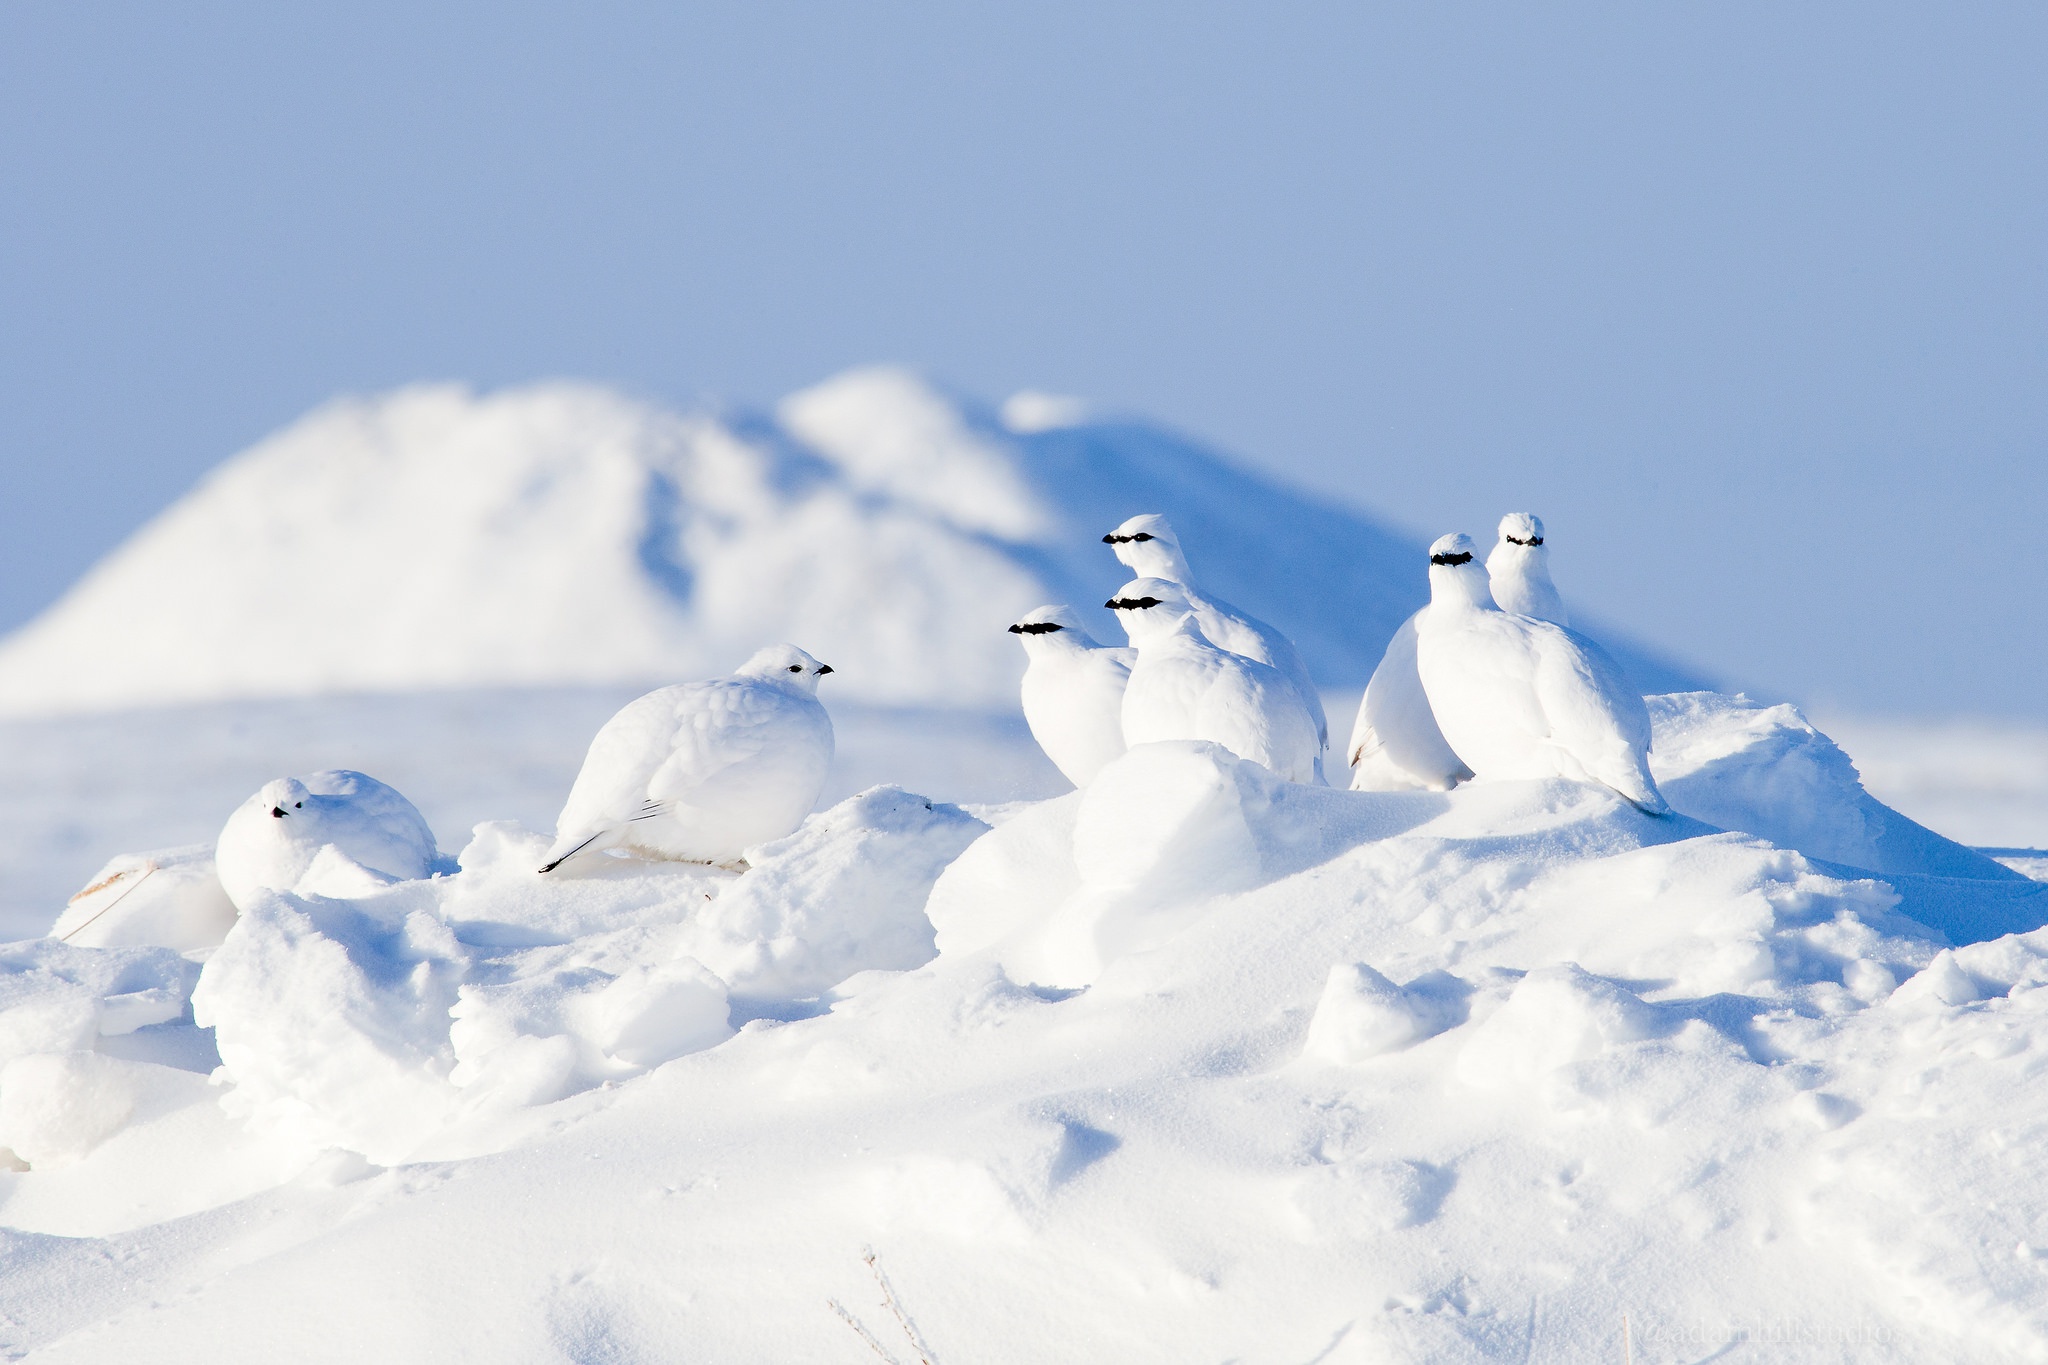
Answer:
[1, 693, 2045, 1360]
[0, 368, 1699, 717]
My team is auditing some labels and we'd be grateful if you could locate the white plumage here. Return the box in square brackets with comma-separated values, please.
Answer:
[1346, 510, 1569, 792]
[1103, 514, 1329, 757]
[1486, 512, 1568, 624]
[1414, 534, 1668, 814]
[1346, 609, 1472, 792]
[215, 770, 443, 911]
[1010, 605, 1135, 787]
[1109, 577, 1322, 785]
[540, 644, 835, 872]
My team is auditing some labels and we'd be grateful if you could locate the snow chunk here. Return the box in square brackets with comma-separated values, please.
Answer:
[0, 1052, 143, 1167]
[47, 844, 237, 951]
[0, 939, 197, 1065]
[192, 890, 468, 1162]
[675, 785, 987, 1005]
[1456, 963, 1672, 1090]
[1300, 964, 1468, 1063]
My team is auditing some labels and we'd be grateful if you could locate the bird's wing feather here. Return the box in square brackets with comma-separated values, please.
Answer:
[1529, 624, 1662, 806]
[642, 681, 799, 805]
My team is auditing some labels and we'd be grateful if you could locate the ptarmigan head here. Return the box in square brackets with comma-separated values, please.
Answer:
[1008, 604, 1096, 653]
[1427, 533, 1497, 610]
[1105, 577, 1195, 644]
[736, 643, 835, 695]
[1101, 513, 1186, 578]
[1497, 512, 1545, 549]
[259, 776, 313, 822]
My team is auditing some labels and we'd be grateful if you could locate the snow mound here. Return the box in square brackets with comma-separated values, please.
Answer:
[0, 367, 1701, 716]
[1650, 691, 2021, 881]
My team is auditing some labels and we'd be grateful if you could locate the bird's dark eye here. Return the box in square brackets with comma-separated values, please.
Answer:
[788, 665, 801, 672]
[294, 801, 302, 808]
[1132, 532, 1154, 542]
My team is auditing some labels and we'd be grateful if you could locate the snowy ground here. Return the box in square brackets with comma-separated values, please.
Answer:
[3, 689, 2047, 1362]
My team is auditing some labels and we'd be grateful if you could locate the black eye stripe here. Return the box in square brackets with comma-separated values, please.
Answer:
[1105, 596, 1164, 610]
[1010, 621, 1064, 634]
[1504, 535, 1543, 546]
[1101, 531, 1157, 544]
[1430, 551, 1475, 566]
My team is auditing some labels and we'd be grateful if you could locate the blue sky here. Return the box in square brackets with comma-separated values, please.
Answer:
[3, 2, 2044, 717]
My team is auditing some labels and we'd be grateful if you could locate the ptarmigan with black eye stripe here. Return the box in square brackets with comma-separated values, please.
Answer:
[1009, 604, 1135, 787]
[540, 644, 836, 872]
[1415, 534, 1667, 814]
[1109, 578, 1322, 785]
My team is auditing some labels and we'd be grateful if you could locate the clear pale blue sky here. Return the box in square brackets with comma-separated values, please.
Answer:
[3, 3, 2044, 717]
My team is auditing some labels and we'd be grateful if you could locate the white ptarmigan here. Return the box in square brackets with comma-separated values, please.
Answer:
[215, 770, 443, 911]
[1347, 510, 1569, 792]
[1102, 514, 1329, 756]
[1486, 512, 1568, 625]
[1009, 605, 1136, 788]
[1346, 611, 1472, 792]
[1413, 534, 1668, 814]
[1109, 577, 1322, 785]
[539, 644, 835, 872]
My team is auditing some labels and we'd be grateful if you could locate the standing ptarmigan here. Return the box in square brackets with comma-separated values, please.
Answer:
[1102, 514, 1329, 760]
[216, 770, 443, 911]
[540, 644, 835, 872]
[1413, 534, 1667, 814]
[1486, 512, 1568, 625]
[1009, 605, 1136, 788]
[1109, 577, 1322, 786]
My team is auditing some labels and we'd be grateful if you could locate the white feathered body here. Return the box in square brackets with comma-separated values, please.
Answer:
[549, 677, 833, 866]
[1486, 542, 1569, 625]
[1020, 639, 1135, 787]
[1111, 529, 1329, 750]
[1347, 609, 1471, 792]
[1123, 618, 1321, 784]
[216, 770, 441, 911]
[1416, 604, 1666, 813]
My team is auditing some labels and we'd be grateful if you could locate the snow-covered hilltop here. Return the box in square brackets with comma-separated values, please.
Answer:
[0, 366, 1699, 716]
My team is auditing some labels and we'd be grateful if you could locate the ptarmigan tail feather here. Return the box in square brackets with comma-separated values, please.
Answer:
[537, 829, 607, 875]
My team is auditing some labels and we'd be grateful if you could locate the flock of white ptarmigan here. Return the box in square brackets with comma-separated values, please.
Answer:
[184, 509, 1666, 917]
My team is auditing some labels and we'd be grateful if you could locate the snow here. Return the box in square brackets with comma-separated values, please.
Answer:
[0, 683, 2041, 1358]
[0, 366, 2043, 1359]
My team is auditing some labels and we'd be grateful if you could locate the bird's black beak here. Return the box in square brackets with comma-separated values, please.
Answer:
[1007, 623, 1023, 633]
[270, 806, 286, 818]
[818, 664, 834, 675]
[1101, 533, 1115, 543]
[1104, 598, 1118, 609]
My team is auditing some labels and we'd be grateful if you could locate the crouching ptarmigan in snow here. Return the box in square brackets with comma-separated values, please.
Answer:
[1103, 514, 1329, 760]
[1413, 534, 1668, 814]
[539, 644, 836, 872]
[1348, 510, 1570, 792]
[1009, 605, 1135, 787]
[1109, 578, 1322, 785]
[216, 770, 443, 911]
